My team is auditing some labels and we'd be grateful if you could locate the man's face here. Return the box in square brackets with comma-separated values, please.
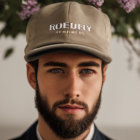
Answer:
[27, 51, 107, 138]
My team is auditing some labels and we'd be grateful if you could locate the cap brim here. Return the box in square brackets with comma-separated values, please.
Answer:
[25, 43, 112, 63]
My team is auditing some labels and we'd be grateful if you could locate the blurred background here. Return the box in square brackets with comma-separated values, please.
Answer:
[0, 0, 140, 140]
[0, 33, 140, 140]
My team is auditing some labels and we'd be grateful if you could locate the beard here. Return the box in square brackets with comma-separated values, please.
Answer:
[35, 82, 102, 139]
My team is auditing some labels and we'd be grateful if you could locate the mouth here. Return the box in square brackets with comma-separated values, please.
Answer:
[58, 104, 84, 114]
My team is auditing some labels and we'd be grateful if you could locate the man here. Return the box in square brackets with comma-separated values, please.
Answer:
[12, 1, 112, 140]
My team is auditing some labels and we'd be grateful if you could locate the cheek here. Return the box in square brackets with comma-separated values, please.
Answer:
[37, 73, 64, 107]
[81, 76, 102, 110]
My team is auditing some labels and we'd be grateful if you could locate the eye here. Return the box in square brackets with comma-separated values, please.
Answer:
[80, 69, 95, 74]
[48, 68, 64, 74]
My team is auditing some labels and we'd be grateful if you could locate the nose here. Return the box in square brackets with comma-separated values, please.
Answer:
[63, 71, 81, 99]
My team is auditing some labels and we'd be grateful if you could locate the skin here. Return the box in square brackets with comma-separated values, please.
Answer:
[26, 51, 108, 140]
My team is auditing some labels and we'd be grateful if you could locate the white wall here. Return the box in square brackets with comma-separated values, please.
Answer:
[0, 34, 140, 140]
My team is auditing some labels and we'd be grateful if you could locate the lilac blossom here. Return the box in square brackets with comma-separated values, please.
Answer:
[117, 0, 137, 13]
[88, 0, 104, 7]
[137, 0, 140, 5]
[18, 0, 40, 20]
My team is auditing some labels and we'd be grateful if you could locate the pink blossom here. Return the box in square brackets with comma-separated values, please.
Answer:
[117, 0, 137, 13]
[18, 0, 40, 20]
[28, 0, 37, 5]
[137, 0, 140, 5]
[88, 0, 104, 7]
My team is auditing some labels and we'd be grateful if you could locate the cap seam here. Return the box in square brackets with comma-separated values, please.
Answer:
[67, 2, 72, 37]
[103, 14, 107, 42]
[67, 2, 70, 21]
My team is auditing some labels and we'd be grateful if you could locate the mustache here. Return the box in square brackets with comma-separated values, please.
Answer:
[52, 98, 88, 113]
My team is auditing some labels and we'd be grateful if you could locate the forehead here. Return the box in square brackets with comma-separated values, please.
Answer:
[38, 50, 102, 65]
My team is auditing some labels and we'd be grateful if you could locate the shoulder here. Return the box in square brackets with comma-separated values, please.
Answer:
[10, 121, 38, 140]
[92, 125, 113, 140]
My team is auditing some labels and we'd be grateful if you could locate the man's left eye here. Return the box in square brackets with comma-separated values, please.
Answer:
[80, 69, 95, 74]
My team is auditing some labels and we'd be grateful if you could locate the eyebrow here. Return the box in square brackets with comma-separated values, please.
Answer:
[78, 61, 100, 67]
[43, 61, 100, 67]
[43, 62, 67, 67]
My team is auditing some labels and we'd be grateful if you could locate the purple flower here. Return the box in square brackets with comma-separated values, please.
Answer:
[18, 0, 40, 20]
[117, 0, 137, 13]
[137, 0, 140, 5]
[28, 0, 37, 5]
[88, 0, 104, 7]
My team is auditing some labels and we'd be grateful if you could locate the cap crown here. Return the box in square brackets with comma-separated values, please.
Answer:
[25, 1, 112, 63]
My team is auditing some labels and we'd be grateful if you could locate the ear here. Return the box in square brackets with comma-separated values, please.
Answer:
[102, 64, 108, 85]
[26, 63, 36, 90]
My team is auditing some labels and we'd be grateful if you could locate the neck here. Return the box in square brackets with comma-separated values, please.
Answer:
[38, 114, 92, 140]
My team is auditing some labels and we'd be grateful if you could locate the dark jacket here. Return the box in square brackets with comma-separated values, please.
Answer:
[11, 121, 112, 140]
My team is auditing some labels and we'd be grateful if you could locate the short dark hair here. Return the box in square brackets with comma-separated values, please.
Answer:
[29, 60, 38, 72]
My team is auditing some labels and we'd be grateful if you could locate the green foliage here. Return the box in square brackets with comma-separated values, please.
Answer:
[0, 0, 140, 59]
[0, 0, 140, 39]
[0, 0, 27, 38]
[4, 47, 14, 59]
[102, 0, 140, 39]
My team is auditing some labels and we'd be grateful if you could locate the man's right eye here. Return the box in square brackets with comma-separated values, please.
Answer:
[48, 68, 64, 74]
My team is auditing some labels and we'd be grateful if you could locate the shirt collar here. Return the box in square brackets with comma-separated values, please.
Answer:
[36, 125, 42, 140]
[85, 123, 94, 140]
[36, 123, 94, 140]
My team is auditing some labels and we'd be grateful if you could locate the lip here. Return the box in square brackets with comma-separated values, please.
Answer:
[58, 104, 84, 113]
